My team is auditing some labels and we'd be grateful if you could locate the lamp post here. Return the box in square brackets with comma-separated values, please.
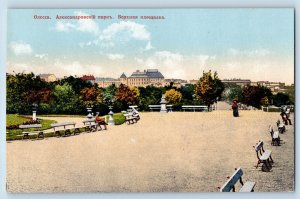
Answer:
[32, 103, 38, 121]
[160, 94, 167, 113]
[86, 104, 94, 119]
[108, 99, 115, 125]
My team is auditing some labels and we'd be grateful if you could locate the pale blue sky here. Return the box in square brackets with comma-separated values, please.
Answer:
[7, 9, 294, 84]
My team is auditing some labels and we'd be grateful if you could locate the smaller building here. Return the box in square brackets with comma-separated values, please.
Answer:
[81, 75, 96, 85]
[222, 79, 251, 87]
[96, 77, 121, 88]
[39, 74, 57, 82]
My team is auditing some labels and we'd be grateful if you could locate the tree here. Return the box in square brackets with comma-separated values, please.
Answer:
[194, 70, 224, 110]
[80, 86, 103, 106]
[6, 72, 49, 114]
[273, 92, 290, 107]
[165, 89, 182, 105]
[53, 83, 82, 114]
[242, 85, 272, 108]
[103, 84, 117, 105]
[222, 85, 243, 102]
[138, 86, 163, 111]
[115, 84, 140, 109]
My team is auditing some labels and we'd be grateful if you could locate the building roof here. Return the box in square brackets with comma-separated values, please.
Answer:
[120, 73, 127, 78]
[129, 69, 164, 78]
[81, 75, 95, 81]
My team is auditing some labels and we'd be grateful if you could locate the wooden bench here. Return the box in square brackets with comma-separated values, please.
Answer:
[82, 119, 98, 132]
[19, 124, 44, 140]
[123, 113, 137, 124]
[254, 141, 273, 172]
[219, 167, 256, 192]
[51, 122, 80, 137]
[182, 105, 208, 112]
[148, 105, 173, 112]
[269, 125, 281, 146]
[276, 120, 286, 134]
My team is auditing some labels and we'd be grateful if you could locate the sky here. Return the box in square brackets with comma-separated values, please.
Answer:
[6, 9, 294, 84]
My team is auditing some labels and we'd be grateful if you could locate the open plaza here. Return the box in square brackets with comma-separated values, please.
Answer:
[6, 108, 294, 192]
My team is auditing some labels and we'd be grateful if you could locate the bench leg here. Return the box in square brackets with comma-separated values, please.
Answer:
[262, 160, 271, 172]
[64, 129, 71, 136]
[256, 160, 260, 169]
[74, 128, 80, 135]
[23, 134, 29, 140]
[269, 155, 274, 164]
[37, 132, 44, 139]
[55, 131, 61, 137]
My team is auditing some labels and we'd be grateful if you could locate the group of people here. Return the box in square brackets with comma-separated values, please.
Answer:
[231, 100, 293, 125]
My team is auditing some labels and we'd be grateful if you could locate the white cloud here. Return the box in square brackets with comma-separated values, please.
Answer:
[55, 11, 100, 35]
[55, 21, 75, 32]
[10, 41, 32, 55]
[134, 52, 218, 79]
[34, 53, 48, 60]
[107, 53, 124, 60]
[74, 11, 100, 35]
[228, 48, 270, 57]
[100, 21, 150, 41]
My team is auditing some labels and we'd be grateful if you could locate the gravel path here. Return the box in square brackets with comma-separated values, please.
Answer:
[6, 111, 294, 192]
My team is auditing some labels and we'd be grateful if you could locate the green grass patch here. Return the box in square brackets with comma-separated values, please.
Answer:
[6, 117, 57, 141]
[27, 114, 86, 117]
[6, 114, 30, 126]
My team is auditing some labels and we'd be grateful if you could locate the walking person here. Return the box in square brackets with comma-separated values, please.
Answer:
[232, 99, 239, 117]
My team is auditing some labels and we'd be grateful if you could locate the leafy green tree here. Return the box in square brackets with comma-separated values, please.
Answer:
[284, 86, 294, 105]
[115, 84, 140, 109]
[223, 85, 243, 102]
[6, 73, 48, 114]
[80, 86, 103, 106]
[60, 76, 93, 94]
[242, 85, 272, 108]
[53, 83, 82, 114]
[138, 86, 163, 110]
[273, 92, 290, 107]
[103, 84, 117, 105]
[194, 70, 224, 110]
[165, 89, 182, 105]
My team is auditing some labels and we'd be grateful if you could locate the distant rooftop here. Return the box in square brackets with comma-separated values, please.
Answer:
[129, 69, 164, 78]
[81, 75, 95, 81]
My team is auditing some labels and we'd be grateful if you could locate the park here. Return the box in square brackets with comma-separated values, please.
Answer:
[6, 103, 294, 192]
[6, 71, 295, 192]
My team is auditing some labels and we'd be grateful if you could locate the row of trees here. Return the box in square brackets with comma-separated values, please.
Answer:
[7, 71, 221, 115]
[222, 83, 294, 108]
[7, 71, 293, 115]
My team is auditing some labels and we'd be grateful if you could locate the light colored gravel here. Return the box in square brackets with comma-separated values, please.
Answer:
[6, 111, 294, 192]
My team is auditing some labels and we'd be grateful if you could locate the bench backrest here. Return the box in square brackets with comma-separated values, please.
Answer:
[254, 141, 264, 152]
[220, 168, 244, 192]
[182, 105, 208, 108]
[82, 118, 96, 123]
[19, 124, 42, 129]
[51, 122, 76, 127]
[148, 105, 160, 108]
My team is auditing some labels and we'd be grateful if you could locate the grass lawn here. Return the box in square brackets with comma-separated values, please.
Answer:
[6, 114, 57, 141]
[6, 114, 30, 126]
[6, 113, 126, 141]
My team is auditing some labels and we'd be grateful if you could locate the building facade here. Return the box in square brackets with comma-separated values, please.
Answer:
[39, 74, 57, 82]
[97, 69, 165, 88]
[81, 75, 96, 85]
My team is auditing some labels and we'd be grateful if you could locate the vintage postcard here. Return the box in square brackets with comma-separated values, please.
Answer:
[6, 9, 294, 192]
